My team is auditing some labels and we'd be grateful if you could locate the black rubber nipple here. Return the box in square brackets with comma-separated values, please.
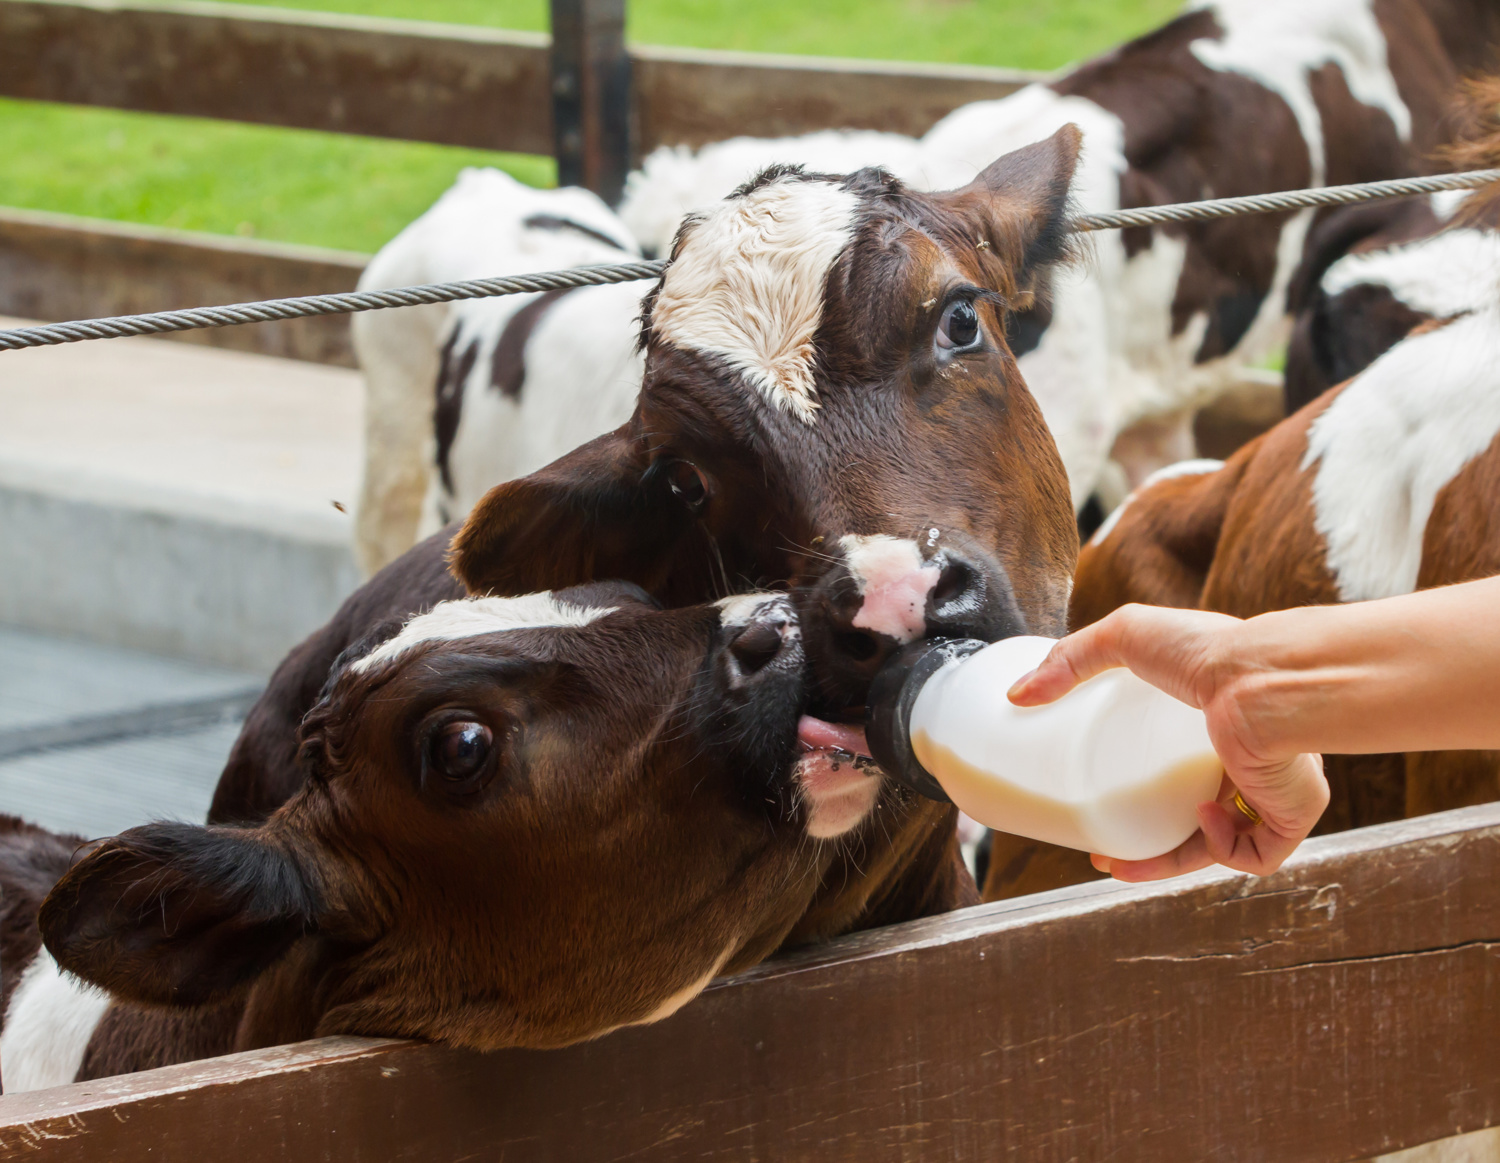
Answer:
[864, 638, 986, 803]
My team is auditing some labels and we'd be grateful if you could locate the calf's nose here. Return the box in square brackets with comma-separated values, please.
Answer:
[810, 534, 1021, 700]
[721, 596, 801, 682]
[728, 618, 792, 676]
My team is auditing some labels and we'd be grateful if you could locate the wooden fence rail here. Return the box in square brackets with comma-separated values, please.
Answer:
[0, 0, 1042, 157]
[3, 803, 1498, 1161]
[0, 207, 367, 364]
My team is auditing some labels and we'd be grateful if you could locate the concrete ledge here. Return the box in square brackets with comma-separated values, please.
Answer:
[0, 319, 365, 671]
[0, 479, 360, 673]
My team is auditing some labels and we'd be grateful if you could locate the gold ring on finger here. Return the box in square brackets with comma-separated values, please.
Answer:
[1233, 790, 1263, 827]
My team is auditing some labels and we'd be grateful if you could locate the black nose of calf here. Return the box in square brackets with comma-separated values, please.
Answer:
[722, 597, 801, 684]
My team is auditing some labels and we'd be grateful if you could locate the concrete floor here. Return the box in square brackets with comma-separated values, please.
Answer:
[0, 324, 358, 834]
[0, 625, 258, 838]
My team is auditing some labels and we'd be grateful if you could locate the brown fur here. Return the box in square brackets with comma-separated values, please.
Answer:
[27, 589, 979, 1080]
[1004, 333, 1500, 904]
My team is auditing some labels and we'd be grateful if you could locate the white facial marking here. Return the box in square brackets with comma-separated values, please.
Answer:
[1189, 0, 1410, 185]
[620, 129, 926, 266]
[0, 949, 112, 1093]
[1089, 459, 1225, 546]
[651, 176, 859, 423]
[840, 534, 942, 643]
[796, 752, 884, 840]
[1322, 228, 1500, 321]
[353, 592, 617, 673]
[1305, 306, 1500, 601]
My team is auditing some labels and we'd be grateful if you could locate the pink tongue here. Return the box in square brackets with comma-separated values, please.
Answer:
[797, 715, 871, 757]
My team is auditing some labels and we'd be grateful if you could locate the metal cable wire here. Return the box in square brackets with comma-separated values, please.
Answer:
[3, 169, 1498, 353]
[1070, 169, 1500, 232]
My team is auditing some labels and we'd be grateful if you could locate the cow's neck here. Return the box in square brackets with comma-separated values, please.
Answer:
[76, 942, 341, 1081]
[782, 802, 978, 947]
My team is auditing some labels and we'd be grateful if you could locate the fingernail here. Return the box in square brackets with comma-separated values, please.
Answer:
[1007, 669, 1038, 703]
[1090, 852, 1111, 873]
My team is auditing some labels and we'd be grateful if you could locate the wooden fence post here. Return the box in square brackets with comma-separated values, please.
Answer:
[549, 0, 633, 203]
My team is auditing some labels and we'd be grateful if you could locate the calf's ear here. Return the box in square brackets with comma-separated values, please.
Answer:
[959, 123, 1083, 287]
[449, 425, 688, 597]
[39, 822, 318, 1007]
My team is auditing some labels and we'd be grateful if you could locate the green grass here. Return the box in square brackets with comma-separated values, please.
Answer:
[0, 98, 554, 254]
[0, 0, 1184, 252]
[213, 0, 1184, 72]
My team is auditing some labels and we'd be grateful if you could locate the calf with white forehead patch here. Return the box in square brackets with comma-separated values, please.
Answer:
[452, 128, 1082, 719]
[3, 585, 974, 1088]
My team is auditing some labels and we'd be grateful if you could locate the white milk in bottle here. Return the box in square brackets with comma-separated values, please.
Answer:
[865, 636, 1224, 862]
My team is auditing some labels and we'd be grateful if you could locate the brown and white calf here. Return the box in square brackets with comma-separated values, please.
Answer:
[620, 0, 1498, 512]
[1, 586, 975, 1089]
[1284, 80, 1500, 413]
[980, 253, 1500, 899]
[212, 131, 1084, 827]
[352, 171, 649, 574]
[1074, 288, 1500, 842]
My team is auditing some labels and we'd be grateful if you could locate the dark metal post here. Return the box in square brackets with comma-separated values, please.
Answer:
[549, 0, 632, 204]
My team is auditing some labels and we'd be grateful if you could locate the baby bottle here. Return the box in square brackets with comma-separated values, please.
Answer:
[865, 636, 1224, 862]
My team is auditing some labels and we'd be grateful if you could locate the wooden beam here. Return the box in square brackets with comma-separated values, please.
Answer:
[549, 0, 632, 200]
[3, 804, 1499, 1161]
[0, 0, 557, 154]
[0, 207, 369, 365]
[0, 1, 1042, 158]
[632, 44, 1043, 147]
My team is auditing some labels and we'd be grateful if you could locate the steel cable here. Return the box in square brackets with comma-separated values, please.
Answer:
[2, 169, 1497, 353]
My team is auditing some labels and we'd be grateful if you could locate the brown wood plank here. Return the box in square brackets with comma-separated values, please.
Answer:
[0, 1, 1043, 158]
[0, 207, 368, 365]
[2, 804, 1498, 1161]
[634, 44, 1041, 148]
[0, 0, 557, 155]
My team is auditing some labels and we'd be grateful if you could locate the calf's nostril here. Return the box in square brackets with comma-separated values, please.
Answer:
[729, 620, 787, 675]
[932, 558, 979, 612]
[832, 630, 881, 664]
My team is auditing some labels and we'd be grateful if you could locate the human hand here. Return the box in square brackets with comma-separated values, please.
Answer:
[1006, 604, 1328, 881]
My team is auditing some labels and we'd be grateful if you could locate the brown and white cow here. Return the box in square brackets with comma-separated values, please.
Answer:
[1030, 284, 1500, 898]
[212, 131, 1084, 827]
[1, 585, 975, 1090]
[1284, 79, 1500, 413]
[621, 0, 1500, 513]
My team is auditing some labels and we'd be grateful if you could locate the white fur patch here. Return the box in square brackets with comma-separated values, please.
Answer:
[1190, 0, 1411, 184]
[0, 949, 112, 1093]
[353, 593, 616, 673]
[1089, 458, 1225, 546]
[796, 751, 883, 839]
[715, 592, 790, 630]
[621, 130, 928, 259]
[1305, 306, 1500, 600]
[650, 176, 859, 423]
[1322, 228, 1500, 321]
[840, 534, 941, 643]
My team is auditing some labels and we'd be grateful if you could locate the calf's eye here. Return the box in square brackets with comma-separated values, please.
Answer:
[428, 720, 493, 787]
[936, 299, 980, 352]
[666, 460, 709, 513]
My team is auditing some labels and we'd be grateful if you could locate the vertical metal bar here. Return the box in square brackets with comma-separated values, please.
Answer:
[549, 0, 633, 204]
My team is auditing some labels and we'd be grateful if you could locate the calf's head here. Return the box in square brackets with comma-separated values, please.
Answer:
[450, 127, 1083, 714]
[40, 585, 921, 1051]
